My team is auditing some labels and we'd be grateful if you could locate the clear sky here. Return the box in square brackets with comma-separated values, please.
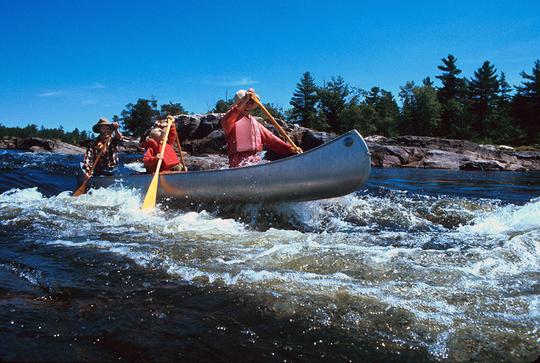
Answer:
[1, 0, 539, 131]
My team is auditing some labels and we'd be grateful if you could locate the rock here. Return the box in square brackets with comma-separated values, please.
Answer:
[29, 146, 48, 153]
[185, 153, 228, 171]
[498, 145, 514, 151]
[460, 160, 506, 171]
[300, 130, 336, 150]
[419, 150, 462, 169]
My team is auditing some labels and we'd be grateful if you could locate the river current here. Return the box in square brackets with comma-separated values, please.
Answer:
[0, 150, 539, 362]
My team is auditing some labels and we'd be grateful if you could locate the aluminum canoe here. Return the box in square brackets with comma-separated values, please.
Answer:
[82, 130, 371, 203]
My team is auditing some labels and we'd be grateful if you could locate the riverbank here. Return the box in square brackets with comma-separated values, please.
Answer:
[2, 113, 539, 171]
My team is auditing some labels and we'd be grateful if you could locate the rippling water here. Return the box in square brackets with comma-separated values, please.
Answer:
[0, 150, 539, 362]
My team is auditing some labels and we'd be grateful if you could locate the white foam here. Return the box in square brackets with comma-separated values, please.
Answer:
[464, 198, 540, 235]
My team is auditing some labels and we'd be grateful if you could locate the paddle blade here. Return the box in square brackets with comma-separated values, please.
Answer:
[73, 180, 88, 197]
[141, 172, 159, 211]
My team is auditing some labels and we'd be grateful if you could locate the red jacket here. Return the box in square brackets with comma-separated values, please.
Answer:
[221, 106, 294, 167]
[142, 123, 180, 172]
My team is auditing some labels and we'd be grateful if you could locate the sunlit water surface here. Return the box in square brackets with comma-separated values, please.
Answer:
[0, 150, 539, 362]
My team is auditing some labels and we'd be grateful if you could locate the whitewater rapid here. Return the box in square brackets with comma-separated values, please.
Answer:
[1, 184, 538, 361]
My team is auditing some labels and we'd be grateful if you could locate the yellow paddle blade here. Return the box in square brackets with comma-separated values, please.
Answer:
[141, 172, 160, 211]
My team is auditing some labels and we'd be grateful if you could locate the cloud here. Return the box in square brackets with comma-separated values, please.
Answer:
[39, 90, 64, 97]
[204, 77, 259, 87]
[89, 82, 106, 89]
[81, 99, 98, 105]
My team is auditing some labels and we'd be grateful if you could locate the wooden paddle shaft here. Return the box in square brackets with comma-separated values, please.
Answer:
[249, 94, 298, 149]
[175, 133, 187, 171]
[141, 116, 174, 210]
[154, 118, 174, 174]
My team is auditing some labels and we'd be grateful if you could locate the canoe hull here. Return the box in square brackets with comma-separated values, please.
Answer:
[83, 130, 371, 203]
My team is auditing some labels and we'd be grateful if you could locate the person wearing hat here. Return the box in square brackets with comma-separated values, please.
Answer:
[221, 88, 302, 168]
[82, 118, 123, 177]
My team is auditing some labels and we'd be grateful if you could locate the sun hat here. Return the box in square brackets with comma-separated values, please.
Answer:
[92, 117, 113, 133]
[234, 89, 260, 102]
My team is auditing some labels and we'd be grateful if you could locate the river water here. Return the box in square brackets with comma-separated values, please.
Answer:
[0, 150, 539, 362]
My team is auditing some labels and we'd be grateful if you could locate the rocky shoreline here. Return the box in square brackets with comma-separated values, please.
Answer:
[2, 113, 539, 171]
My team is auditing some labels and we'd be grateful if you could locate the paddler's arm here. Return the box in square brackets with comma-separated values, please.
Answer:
[112, 122, 123, 141]
[82, 143, 95, 178]
[259, 124, 302, 156]
[143, 139, 161, 172]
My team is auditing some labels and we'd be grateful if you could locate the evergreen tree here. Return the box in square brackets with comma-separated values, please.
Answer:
[160, 102, 187, 117]
[468, 61, 499, 137]
[317, 76, 350, 133]
[499, 72, 512, 104]
[120, 98, 160, 136]
[212, 99, 234, 113]
[436, 54, 468, 137]
[513, 60, 540, 144]
[399, 81, 441, 136]
[365, 87, 400, 136]
[289, 72, 319, 128]
[486, 71, 523, 144]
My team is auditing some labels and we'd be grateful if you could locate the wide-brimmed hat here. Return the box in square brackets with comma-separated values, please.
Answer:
[92, 117, 113, 133]
[234, 89, 260, 102]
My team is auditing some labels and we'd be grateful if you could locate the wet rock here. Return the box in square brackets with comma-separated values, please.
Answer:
[460, 160, 506, 171]
[185, 153, 228, 171]
[420, 150, 462, 169]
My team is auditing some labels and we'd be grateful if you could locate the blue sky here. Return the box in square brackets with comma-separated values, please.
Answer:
[1, 0, 539, 131]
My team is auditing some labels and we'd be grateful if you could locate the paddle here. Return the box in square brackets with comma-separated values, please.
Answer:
[249, 94, 302, 153]
[141, 115, 174, 211]
[175, 132, 188, 171]
[73, 137, 111, 196]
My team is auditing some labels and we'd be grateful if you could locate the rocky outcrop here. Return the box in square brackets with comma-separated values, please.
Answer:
[0, 136, 85, 154]
[2, 113, 539, 171]
[365, 135, 539, 171]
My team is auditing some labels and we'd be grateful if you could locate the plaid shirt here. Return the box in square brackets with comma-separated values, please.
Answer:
[83, 136, 121, 175]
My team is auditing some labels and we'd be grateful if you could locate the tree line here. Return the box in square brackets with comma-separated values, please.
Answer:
[287, 55, 540, 145]
[0, 124, 91, 145]
[2, 55, 539, 146]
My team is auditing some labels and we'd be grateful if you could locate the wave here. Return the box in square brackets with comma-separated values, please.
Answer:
[1, 185, 538, 360]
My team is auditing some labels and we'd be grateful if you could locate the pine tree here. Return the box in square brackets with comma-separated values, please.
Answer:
[399, 81, 441, 136]
[513, 59, 540, 144]
[435, 54, 468, 138]
[120, 98, 160, 136]
[317, 76, 350, 133]
[160, 102, 187, 117]
[289, 72, 319, 128]
[468, 61, 499, 138]
[488, 71, 522, 144]
[212, 99, 233, 113]
[499, 72, 512, 104]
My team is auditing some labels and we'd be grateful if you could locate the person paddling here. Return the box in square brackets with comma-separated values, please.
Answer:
[221, 88, 302, 168]
[82, 118, 123, 177]
[141, 120, 184, 173]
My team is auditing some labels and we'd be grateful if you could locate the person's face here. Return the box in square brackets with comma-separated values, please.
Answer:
[99, 125, 111, 135]
[245, 99, 257, 111]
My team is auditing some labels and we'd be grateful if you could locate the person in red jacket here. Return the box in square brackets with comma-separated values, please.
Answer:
[141, 121, 184, 173]
[221, 88, 302, 167]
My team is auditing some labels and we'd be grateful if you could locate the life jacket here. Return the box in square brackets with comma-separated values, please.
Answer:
[142, 139, 180, 172]
[229, 116, 263, 154]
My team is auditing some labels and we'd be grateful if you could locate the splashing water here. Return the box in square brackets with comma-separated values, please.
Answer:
[0, 150, 539, 361]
